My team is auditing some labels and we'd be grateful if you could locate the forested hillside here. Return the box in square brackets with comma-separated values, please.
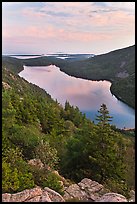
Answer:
[2, 45, 135, 108]
[2, 59, 135, 198]
[57, 45, 135, 108]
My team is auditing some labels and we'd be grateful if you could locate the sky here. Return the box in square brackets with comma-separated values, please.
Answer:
[2, 2, 135, 55]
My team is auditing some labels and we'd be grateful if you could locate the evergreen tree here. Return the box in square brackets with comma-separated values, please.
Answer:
[96, 104, 113, 126]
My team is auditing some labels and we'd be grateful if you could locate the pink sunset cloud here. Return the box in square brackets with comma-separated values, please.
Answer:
[3, 24, 113, 45]
[2, 2, 135, 54]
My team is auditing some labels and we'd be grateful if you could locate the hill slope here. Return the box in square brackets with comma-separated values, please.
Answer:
[2, 58, 135, 198]
[2, 45, 135, 108]
[57, 45, 135, 108]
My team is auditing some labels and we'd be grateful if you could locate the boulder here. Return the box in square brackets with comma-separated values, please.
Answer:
[95, 193, 128, 202]
[39, 191, 51, 202]
[2, 193, 11, 202]
[25, 196, 42, 202]
[2, 178, 133, 202]
[6, 187, 42, 202]
[63, 183, 88, 201]
[2, 186, 64, 202]
[44, 187, 65, 202]
[63, 178, 109, 202]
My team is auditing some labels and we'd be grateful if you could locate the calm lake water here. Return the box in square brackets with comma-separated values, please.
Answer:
[19, 65, 135, 129]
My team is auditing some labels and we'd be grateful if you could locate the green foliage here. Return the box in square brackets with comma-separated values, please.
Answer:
[34, 141, 59, 170]
[9, 124, 41, 159]
[96, 103, 113, 126]
[2, 161, 20, 192]
[61, 106, 129, 192]
[2, 91, 16, 129]
[64, 101, 86, 127]
[110, 75, 135, 108]
[43, 172, 64, 195]
[2, 56, 24, 74]
[124, 138, 135, 190]
[29, 166, 48, 188]
[46, 128, 67, 158]
[2, 59, 135, 197]
[2, 148, 34, 193]
[87, 125, 127, 183]
[104, 178, 130, 198]
[30, 166, 63, 195]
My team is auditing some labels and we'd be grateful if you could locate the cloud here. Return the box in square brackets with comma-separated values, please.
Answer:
[18, 2, 135, 32]
[3, 23, 113, 43]
[91, 2, 135, 13]
[22, 7, 74, 19]
[2, 2, 135, 54]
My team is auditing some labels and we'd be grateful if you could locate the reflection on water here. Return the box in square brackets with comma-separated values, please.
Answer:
[19, 65, 135, 129]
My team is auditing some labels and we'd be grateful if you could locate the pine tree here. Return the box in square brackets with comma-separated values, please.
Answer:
[96, 103, 113, 126]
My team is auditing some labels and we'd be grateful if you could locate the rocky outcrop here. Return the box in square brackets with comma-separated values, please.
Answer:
[2, 187, 43, 202]
[63, 178, 110, 202]
[2, 186, 65, 202]
[95, 193, 128, 202]
[2, 178, 135, 202]
[43, 187, 64, 202]
[63, 178, 134, 202]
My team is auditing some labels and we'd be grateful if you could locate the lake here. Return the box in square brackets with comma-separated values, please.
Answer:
[19, 65, 135, 129]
